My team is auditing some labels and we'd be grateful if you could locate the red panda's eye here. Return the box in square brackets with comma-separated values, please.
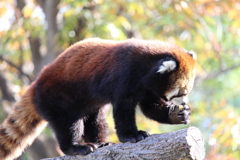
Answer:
[170, 94, 187, 100]
[177, 94, 187, 97]
[162, 96, 168, 102]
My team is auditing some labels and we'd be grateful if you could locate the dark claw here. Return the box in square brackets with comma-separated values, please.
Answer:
[138, 130, 149, 138]
[136, 130, 149, 142]
[63, 143, 97, 155]
[86, 143, 98, 150]
[98, 142, 115, 148]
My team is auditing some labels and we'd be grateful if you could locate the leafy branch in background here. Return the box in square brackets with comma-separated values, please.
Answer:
[0, 55, 32, 83]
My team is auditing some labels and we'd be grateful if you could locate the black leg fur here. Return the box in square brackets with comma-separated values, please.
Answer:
[113, 99, 149, 143]
[35, 83, 102, 155]
[139, 92, 170, 124]
[83, 105, 109, 144]
[48, 116, 97, 155]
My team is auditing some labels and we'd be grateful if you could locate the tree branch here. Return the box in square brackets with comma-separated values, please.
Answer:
[42, 0, 61, 65]
[205, 63, 240, 80]
[195, 63, 240, 85]
[29, 37, 42, 77]
[0, 72, 15, 102]
[0, 55, 32, 82]
[42, 127, 205, 160]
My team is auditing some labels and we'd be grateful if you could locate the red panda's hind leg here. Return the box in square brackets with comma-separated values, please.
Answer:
[83, 105, 109, 145]
[48, 116, 97, 155]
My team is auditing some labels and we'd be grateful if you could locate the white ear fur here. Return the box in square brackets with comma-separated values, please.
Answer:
[157, 60, 176, 74]
[188, 50, 197, 60]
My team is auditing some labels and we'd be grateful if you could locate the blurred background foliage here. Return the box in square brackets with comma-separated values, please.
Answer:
[0, 0, 239, 159]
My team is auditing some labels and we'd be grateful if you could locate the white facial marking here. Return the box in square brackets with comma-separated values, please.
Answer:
[171, 96, 189, 106]
[166, 88, 179, 101]
[157, 60, 176, 74]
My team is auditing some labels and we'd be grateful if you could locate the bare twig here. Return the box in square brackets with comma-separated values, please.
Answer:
[195, 63, 240, 86]
[0, 55, 32, 82]
[205, 63, 240, 80]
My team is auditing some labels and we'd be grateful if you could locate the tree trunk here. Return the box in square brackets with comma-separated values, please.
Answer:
[0, 72, 15, 102]
[42, 0, 60, 66]
[42, 127, 205, 160]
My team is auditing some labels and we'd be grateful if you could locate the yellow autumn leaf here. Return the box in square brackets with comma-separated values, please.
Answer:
[17, 26, 25, 36]
[135, 3, 144, 15]
[117, 16, 131, 29]
[12, 41, 20, 50]
[228, 10, 238, 20]
[23, 6, 33, 18]
[0, 6, 7, 17]
[0, 30, 4, 37]
[64, 9, 75, 18]
[185, 7, 193, 15]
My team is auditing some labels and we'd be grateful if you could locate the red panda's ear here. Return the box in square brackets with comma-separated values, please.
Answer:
[156, 60, 176, 74]
[187, 50, 197, 60]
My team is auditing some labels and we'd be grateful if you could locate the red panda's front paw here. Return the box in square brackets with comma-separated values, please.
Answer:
[118, 130, 149, 143]
[63, 143, 97, 155]
[168, 103, 191, 124]
[178, 104, 191, 124]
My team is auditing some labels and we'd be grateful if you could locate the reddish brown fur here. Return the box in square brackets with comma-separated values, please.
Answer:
[41, 39, 118, 83]
[40, 38, 195, 88]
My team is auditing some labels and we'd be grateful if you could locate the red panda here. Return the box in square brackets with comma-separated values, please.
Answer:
[0, 38, 196, 159]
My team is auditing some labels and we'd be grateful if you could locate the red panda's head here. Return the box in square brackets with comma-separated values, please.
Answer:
[156, 48, 196, 105]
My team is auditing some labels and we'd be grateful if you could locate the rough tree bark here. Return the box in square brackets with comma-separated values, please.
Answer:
[42, 127, 205, 160]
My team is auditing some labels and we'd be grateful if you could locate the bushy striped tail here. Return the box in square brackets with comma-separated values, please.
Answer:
[0, 84, 48, 160]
